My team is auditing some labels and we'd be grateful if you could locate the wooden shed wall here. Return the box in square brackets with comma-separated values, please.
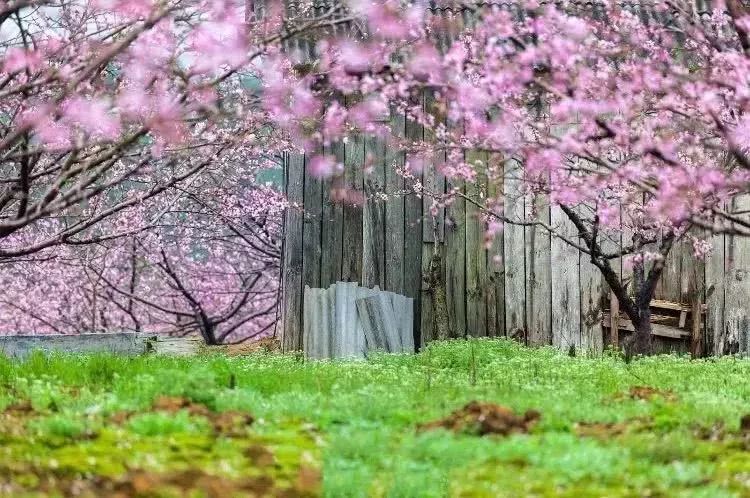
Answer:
[279, 108, 750, 354]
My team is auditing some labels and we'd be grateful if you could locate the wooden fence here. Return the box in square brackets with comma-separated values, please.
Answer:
[279, 107, 750, 355]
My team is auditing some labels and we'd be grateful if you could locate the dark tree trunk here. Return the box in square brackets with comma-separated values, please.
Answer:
[626, 310, 653, 357]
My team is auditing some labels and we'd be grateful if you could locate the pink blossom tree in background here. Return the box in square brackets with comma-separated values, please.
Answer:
[0, 175, 284, 344]
[270, 0, 750, 355]
[0, 0, 351, 342]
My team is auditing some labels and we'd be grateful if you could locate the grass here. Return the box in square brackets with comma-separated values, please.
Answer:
[1, 339, 750, 496]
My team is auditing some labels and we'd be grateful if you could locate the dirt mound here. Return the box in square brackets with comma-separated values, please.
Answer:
[109, 397, 254, 436]
[419, 401, 540, 436]
[627, 385, 677, 401]
[2, 400, 33, 415]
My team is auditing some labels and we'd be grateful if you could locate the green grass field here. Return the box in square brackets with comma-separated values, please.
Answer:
[1, 339, 750, 497]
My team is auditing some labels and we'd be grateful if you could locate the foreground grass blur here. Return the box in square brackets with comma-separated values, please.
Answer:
[1, 339, 750, 496]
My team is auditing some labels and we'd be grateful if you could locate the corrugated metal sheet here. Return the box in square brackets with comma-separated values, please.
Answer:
[303, 282, 414, 359]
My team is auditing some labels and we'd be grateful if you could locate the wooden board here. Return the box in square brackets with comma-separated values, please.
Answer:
[302, 152, 322, 289]
[722, 195, 750, 354]
[705, 229, 725, 355]
[551, 205, 581, 351]
[503, 159, 526, 340]
[486, 154, 504, 337]
[342, 133, 365, 283]
[421, 243, 436, 343]
[385, 111, 405, 296]
[281, 152, 305, 351]
[422, 91, 446, 243]
[404, 112, 423, 346]
[526, 193, 552, 346]
[578, 204, 603, 353]
[445, 177, 466, 338]
[320, 142, 345, 288]
[362, 136, 386, 289]
[601, 313, 690, 340]
[465, 149, 488, 337]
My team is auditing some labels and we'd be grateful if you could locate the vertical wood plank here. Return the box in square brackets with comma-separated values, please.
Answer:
[600, 209, 622, 350]
[551, 205, 581, 351]
[385, 112, 405, 295]
[342, 133, 364, 283]
[503, 159, 526, 340]
[486, 155, 504, 337]
[682, 229, 705, 356]
[445, 177, 466, 338]
[609, 292, 620, 347]
[362, 136, 386, 290]
[404, 113, 423, 346]
[658, 236, 683, 302]
[579, 214, 604, 353]
[321, 142, 345, 288]
[421, 243, 436, 344]
[722, 195, 750, 355]
[705, 229, 725, 356]
[302, 152, 322, 290]
[526, 193, 552, 346]
[422, 91, 446, 243]
[281, 152, 305, 351]
[465, 150, 488, 337]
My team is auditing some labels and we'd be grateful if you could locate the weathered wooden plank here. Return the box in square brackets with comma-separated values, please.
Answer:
[601, 313, 690, 339]
[722, 195, 750, 355]
[503, 159, 526, 340]
[320, 142, 345, 288]
[356, 294, 402, 353]
[486, 153, 504, 337]
[281, 152, 305, 351]
[681, 229, 705, 357]
[705, 229, 725, 356]
[362, 136, 386, 289]
[445, 177, 466, 338]
[421, 243, 436, 343]
[422, 91, 446, 243]
[656, 231, 686, 302]
[551, 205, 581, 351]
[578, 204, 603, 353]
[599, 209, 622, 350]
[404, 112, 423, 346]
[342, 134, 365, 283]
[526, 193, 551, 346]
[385, 111, 405, 295]
[465, 150, 488, 337]
[302, 152, 322, 289]
[609, 291, 620, 347]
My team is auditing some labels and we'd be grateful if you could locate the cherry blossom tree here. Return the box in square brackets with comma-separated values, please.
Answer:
[0, 0, 350, 255]
[271, 0, 750, 355]
[0, 167, 285, 343]
[0, 0, 351, 341]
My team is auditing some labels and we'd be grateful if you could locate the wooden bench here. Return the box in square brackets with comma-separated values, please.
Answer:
[602, 292, 706, 346]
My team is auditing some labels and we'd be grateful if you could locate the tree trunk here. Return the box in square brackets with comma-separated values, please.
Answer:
[623, 302, 653, 357]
